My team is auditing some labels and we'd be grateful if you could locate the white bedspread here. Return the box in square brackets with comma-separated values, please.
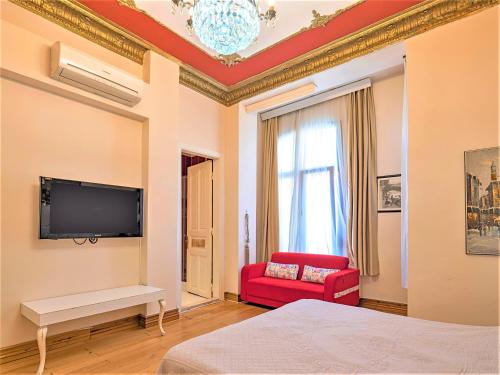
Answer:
[158, 299, 499, 374]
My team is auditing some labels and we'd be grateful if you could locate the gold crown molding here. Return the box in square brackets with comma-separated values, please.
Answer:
[179, 66, 230, 104]
[8, 0, 499, 107]
[9, 0, 147, 64]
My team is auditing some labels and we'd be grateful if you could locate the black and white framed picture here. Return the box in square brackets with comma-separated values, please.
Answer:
[464, 146, 499, 256]
[377, 175, 401, 213]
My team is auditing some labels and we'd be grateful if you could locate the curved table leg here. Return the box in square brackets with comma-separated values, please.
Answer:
[36, 326, 47, 375]
[158, 299, 166, 336]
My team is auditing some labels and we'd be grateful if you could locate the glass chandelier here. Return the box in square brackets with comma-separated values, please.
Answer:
[171, 0, 277, 56]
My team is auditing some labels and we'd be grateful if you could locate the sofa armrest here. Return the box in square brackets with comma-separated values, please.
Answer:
[240, 262, 267, 301]
[323, 268, 360, 303]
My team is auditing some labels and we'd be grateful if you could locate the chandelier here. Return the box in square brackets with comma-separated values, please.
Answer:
[171, 0, 277, 56]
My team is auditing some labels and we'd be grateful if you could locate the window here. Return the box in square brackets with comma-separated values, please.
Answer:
[277, 120, 345, 255]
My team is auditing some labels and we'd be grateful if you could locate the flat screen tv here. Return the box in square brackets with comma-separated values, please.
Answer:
[39, 177, 143, 239]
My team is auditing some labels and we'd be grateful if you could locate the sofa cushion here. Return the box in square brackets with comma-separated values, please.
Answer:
[264, 262, 299, 280]
[301, 265, 340, 284]
[271, 252, 349, 279]
[247, 276, 324, 303]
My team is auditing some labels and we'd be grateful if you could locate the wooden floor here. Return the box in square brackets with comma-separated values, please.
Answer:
[1, 302, 267, 374]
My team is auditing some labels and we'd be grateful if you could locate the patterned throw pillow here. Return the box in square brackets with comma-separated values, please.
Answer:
[264, 262, 299, 280]
[301, 265, 340, 284]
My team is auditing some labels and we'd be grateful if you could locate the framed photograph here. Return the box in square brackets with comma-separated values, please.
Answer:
[377, 175, 401, 213]
[464, 146, 500, 256]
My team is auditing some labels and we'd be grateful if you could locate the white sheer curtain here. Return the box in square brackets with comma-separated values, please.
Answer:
[401, 58, 409, 288]
[277, 97, 348, 256]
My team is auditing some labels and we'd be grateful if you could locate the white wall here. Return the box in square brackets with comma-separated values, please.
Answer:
[1, 78, 144, 347]
[223, 104, 258, 294]
[178, 85, 226, 300]
[178, 85, 225, 153]
[0, 2, 224, 348]
[406, 6, 499, 325]
[238, 105, 258, 267]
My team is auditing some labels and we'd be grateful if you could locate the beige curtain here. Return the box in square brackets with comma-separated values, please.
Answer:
[257, 117, 279, 262]
[347, 87, 379, 276]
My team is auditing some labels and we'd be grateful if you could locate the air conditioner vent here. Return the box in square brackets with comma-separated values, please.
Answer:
[50, 42, 143, 106]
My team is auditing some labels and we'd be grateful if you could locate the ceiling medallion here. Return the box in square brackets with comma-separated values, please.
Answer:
[171, 0, 277, 56]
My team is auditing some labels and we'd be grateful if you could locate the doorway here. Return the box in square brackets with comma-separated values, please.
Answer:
[181, 153, 215, 309]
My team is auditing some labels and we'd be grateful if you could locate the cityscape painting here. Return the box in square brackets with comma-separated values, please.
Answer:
[465, 147, 500, 256]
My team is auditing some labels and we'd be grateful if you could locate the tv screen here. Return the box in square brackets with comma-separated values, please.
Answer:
[39, 177, 143, 239]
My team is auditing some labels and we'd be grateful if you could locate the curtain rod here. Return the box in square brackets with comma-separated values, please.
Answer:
[260, 78, 371, 121]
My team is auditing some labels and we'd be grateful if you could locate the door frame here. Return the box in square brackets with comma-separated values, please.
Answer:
[177, 144, 224, 309]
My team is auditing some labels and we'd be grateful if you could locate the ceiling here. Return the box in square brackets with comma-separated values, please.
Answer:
[10, 0, 494, 105]
[77, 0, 423, 86]
[133, 0, 360, 59]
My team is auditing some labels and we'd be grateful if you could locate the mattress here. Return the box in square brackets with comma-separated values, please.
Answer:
[157, 299, 499, 374]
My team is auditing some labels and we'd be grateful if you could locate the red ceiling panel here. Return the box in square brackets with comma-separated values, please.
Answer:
[78, 0, 423, 86]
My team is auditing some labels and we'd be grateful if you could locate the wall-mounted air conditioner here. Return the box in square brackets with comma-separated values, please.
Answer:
[50, 42, 143, 106]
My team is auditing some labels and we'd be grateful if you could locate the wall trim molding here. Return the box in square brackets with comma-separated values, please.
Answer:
[359, 298, 408, 316]
[232, 294, 407, 315]
[224, 292, 243, 302]
[138, 308, 180, 328]
[8, 0, 498, 106]
[0, 309, 179, 365]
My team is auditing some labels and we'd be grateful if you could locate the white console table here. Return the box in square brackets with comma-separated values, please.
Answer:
[21, 285, 167, 375]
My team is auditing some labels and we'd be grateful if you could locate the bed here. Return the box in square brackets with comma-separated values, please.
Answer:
[157, 299, 499, 374]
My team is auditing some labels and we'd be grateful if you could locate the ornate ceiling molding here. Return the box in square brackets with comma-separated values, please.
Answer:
[116, 0, 366, 64]
[305, 10, 338, 30]
[117, 0, 137, 6]
[223, 0, 499, 105]
[179, 66, 230, 104]
[217, 53, 244, 67]
[9, 0, 148, 64]
[8, 0, 499, 107]
[299, 1, 365, 33]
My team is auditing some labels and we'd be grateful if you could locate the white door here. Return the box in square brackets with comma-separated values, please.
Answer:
[186, 160, 213, 298]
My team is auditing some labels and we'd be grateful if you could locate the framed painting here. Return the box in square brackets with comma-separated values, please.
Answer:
[464, 146, 500, 256]
[377, 175, 401, 213]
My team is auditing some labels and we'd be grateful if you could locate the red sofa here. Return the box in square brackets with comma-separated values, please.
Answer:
[241, 252, 360, 308]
